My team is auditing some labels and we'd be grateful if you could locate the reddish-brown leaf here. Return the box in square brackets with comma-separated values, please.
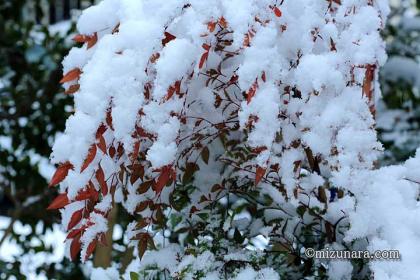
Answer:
[219, 17, 228, 28]
[106, 109, 114, 130]
[97, 135, 107, 154]
[255, 166, 266, 186]
[73, 34, 86, 43]
[246, 81, 258, 104]
[67, 208, 83, 230]
[261, 71, 266, 83]
[65, 84, 80, 95]
[273, 6, 282, 17]
[70, 235, 81, 261]
[138, 235, 147, 259]
[137, 180, 152, 194]
[96, 124, 107, 139]
[47, 193, 70, 210]
[75, 189, 92, 201]
[60, 68, 81, 84]
[66, 228, 83, 239]
[150, 53, 160, 63]
[84, 239, 97, 261]
[202, 43, 211, 51]
[109, 146, 116, 158]
[49, 162, 73, 187]
[201, 147, 210, 164]
[81, 144, 97, 172]
[131, 141, 141, 162]
[96, 166, 108, 196]
[86, 33, 98, 49]
[199, 52, 209, 69]
[154, 166, 172, 194]
[165, 85, 176, 101]
[208, 21, 217, 32]
[363, 64, 375, 102]
[162, 32, 176, 46]
[174, 80, 181, 94]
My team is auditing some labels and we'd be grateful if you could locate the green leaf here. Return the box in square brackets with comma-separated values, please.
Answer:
[130, 272, 139, 280]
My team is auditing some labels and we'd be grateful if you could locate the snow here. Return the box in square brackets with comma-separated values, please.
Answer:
[49, 0, 420, 278]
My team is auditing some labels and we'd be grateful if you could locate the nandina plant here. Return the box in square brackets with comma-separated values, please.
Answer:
[48, 0, 420, 279]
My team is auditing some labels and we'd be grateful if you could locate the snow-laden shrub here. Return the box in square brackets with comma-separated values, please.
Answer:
[48, 0, 420, 279]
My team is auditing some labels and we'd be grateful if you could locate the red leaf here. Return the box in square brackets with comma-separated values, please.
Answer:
[75, 183, 99, 201]
[106, 109, 114, 130]
[86, 33, 98, 49]
[261, 71, 266, 83]
[66, 228, 83, 239]
[131, 140, 140, 162]
[219, 17, 228, 28]
[246, 80, 259, 104]
[65, 84, 80, 95]
[165, 85, 176, 101]
[174, 80, 181, 94]
[363, 64, 375, 102]
[96, 166, 108, 196]
[199, 52, 209, 69]
[96, 124, 107, 139]
[109, 146, 116, 158]
[97, 135, 107, 154]
[73, 34, 86, 43]
[207, 21, 217, 32]
[273, 6, 282, 17]
[202, 43, 211, 51]
[75, 189, 91, 201]
[88, 181, 99, 202]
[255, 166, 266, 186]
[67, 208, 83, 230]
[70, 235, 81, 261]
[162, 32, 176, 46]
[47, 193, 70, 210]
[155, 166, 172, 194]
[84, 240, 97, 261]
[49, 162, 73, 187]
[81, 144, 97, 172]
[60, 68, 81, 84]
